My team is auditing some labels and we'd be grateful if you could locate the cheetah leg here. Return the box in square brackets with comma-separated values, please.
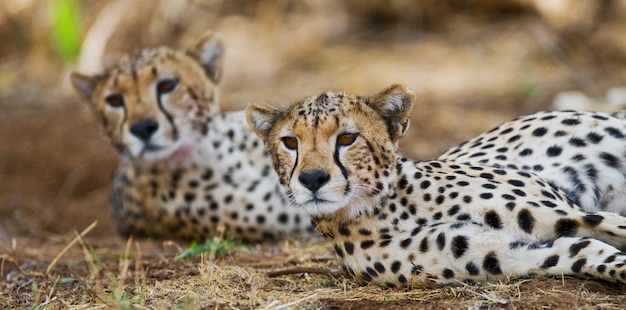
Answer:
[416, 224, 626, 284]
[523, 236, 626, 284]
[575, 211, 626, 250]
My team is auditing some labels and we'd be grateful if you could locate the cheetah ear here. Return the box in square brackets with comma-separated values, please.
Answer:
[368, 84, 416, 142]
[70, 71, 99, 102]
[246, 104, 280, 140]
[188, 32, 224, 84]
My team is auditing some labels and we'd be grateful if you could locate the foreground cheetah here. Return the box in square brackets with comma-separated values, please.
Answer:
[70, 33, 314, 241]
[438, 110, 626, 214]
[247, 84, 626, 287]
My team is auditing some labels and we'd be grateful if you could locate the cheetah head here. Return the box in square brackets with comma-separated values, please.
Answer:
[247, 85, 415, 219]
[70, 32, 224, 162]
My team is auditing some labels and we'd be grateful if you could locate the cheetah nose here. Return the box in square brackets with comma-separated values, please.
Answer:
[299, 170, 331, 192]
[130, 119, 159, 141]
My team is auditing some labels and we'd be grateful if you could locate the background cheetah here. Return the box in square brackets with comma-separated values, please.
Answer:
[438, 110, 626, 215]
[70, 33, 314, 241]
[247, 84, 626, 287]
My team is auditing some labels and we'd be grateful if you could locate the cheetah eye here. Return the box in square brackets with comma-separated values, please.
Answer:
[156, 79, 179, 95]
[337, 133, 358, 146]
[281, 137, 298, 150]
[105, 94, 125, 108]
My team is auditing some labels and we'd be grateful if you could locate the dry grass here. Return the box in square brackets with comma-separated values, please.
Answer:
[3, 230, 626, 309]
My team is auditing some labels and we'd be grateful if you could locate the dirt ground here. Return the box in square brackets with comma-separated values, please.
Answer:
[2, 1, 626, 308]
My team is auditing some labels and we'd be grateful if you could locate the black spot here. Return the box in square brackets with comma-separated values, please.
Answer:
[457, 181, 470, 187]
[556, 219, 579, 236]
[502, 194, 516, 201]
[571, 258, 587, 273]
[397, 274, 408, 284]
[398, 176, 408, 189]
[411, 226, 422, 237]
[379, 240, 392, 247]
[569, 137, 586, 147]
[541, 200, 558, 208]
[184, 193, 196, 203]
[344, 242, 355, 255]
[508, 179, 525, 187]
[532, 127, 548, 137]
[419, 237, 429, 252]
[485, 211, 503, 229]
[391, 261, 402, 273]
[513, 189, 526, 197]
[433, 212, 443, 220]
[586, 132, 603, 144]
[470, 152, 486, 158]
[224, 195, 233, 203]
[435, 195, 445, 205]
[452, 235, 469, 258]
[442, 268, 455, 279]
[509, 241, 527, 249]
[600, 152, 621, 168]
[448, 205, 460, 216]
[507, 135, 521, 143]
[483, 252, 503, 275]
[436, 233, 446, 250]
[605, 127, 625, 139]
[338, 223, 351, 236]
[518, 209, 535, 234]
[463, 196, 472, 203]
[334, 244, 344, 257]
[567, 239, 591, 259]
[479, 193, 493, 200]
[500, 127, 514, 134]
[506, 202, 516, 210]
[540, 255, 560, 269]
[554, 130, 568, 137]
[561, 118, 581, 126]
[519, 148, 533, 156]
[400, 238, 413, 249]
[366, 267, 378, 278]
[546, 146, 563, 157]
[360, 271, 372, 282]
[359, 228, 372, 235]
[482, 183, 497, 190]
[480, 173, 494, 180]
[277, 213, 288, 224]
[457, 214, 471, 221]
[420, 180, 431, 189]
[374, 262, 386, 273]
[583, 214, 604, 227]
[466, 262, 480, 276]
[597, 265, 606, 273]
[361, 240, 375, 249]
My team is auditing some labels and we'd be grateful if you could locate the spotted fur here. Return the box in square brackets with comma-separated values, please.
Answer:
[71, 33, 314, 241]
[439, 110, 626, 214]
[247, 84, 626, 286]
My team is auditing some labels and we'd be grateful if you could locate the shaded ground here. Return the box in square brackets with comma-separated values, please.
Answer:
[2, 1, 626, 308]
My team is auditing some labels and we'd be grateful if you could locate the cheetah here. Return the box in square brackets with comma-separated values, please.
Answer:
[247, 84, 626, 287]
[70, 33, 314, 242]
[438, 109, 626, 215]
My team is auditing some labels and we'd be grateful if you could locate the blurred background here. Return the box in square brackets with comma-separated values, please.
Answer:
[1, 0, 625, 239]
